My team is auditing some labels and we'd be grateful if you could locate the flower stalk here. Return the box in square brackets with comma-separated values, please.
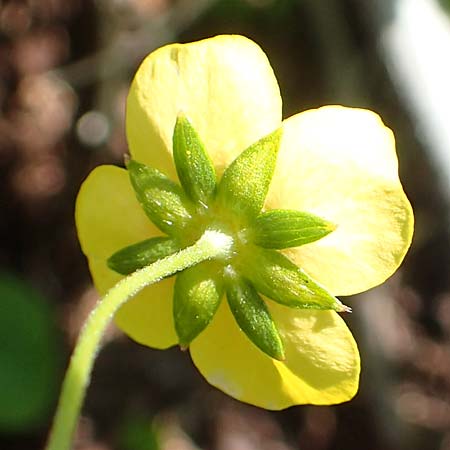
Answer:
[45, 230, 233, 450]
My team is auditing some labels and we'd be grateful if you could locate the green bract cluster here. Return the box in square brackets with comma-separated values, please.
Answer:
[107, 115, 349, 361]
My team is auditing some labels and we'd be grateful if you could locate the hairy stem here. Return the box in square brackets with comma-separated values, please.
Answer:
[46, 230, 233, 450]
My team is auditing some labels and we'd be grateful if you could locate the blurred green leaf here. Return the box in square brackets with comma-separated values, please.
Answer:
[438, 0, 450, 14]
[118, 415, 160, 450]
[0, 273, 61, 432]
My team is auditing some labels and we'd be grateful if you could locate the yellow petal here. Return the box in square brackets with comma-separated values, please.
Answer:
[75, 165, 177, 349]
[190, 300, 360, 409]
[266, 106, 414, 296]
[127, 35, 282, 179]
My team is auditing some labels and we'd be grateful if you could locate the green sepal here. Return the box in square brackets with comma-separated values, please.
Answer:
[225, 268, 285, 361]
[173, 261, 224, 347]
[238, 247, 350, 312]
[107, 236, 181, 275]
[216, 129, 282, 220]
[127, 159, 194, 235]
[249, 209, 336, 249]
[173, 114, 217, 204]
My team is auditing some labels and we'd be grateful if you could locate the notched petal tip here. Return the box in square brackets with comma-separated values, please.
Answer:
[190, 300, 361, 409]
[126, 34, 282, 178]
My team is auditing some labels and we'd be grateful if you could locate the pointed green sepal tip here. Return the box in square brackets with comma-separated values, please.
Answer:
[238, 246, 348, 312]
[339, 303, 352, 313]
[225, 267, 285, 361]
[173, 114, 217, 204]
[217, 128, 283, 220]
[107, 237, 181, 275]
[126, 159, 194, 236]
[249, 209, 337, 249]
[173, 262, 224, 346]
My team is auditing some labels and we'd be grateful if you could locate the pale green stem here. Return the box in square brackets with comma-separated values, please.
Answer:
[46, 230, 233, 450]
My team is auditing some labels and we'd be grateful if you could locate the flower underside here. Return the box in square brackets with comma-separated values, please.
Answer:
[107, 114, 350, 360]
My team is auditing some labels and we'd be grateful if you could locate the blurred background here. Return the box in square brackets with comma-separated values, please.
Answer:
[1, 0, 450, 449]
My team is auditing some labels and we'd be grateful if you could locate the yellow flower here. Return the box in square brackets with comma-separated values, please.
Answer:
[75, 35, 413, 409]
